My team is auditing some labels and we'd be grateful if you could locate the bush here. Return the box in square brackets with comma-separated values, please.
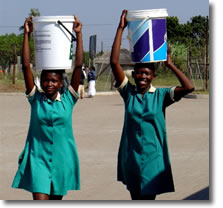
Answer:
[169, 42, 188, 72]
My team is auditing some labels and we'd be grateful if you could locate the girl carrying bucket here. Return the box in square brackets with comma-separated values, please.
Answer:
[110, 10, 194, 200]
[11, 15, 83, 200]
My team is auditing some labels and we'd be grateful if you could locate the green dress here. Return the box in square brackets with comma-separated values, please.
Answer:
[12, 86, 80, 196]
[117, 77, 177, 195]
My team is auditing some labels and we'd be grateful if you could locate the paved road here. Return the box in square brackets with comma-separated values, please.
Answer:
[0, 92, 209, 200]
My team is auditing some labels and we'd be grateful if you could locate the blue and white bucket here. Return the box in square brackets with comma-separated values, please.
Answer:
[127, 9, 168, 63]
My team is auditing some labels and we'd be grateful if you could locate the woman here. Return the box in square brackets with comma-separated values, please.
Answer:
[11, 15, 83, 200]
[87, 66, 96, 97]
[110, 10, 194, 200]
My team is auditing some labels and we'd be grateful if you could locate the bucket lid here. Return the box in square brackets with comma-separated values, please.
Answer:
[33, 16, 74, 23]
[127, 9, 168, 20]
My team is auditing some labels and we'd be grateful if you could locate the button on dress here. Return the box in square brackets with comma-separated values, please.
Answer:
[12, 86, 80, 196]
[117, 77, 176, 195]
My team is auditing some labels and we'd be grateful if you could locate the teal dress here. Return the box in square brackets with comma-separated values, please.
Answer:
[117, 77, 177, 195]
[12, 86, 80, 196]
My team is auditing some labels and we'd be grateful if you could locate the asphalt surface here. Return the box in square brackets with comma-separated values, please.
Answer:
[0, 92, 209, 200]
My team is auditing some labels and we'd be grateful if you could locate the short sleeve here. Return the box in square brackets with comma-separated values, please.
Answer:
[117, 76, 133, 102]
[62, 85, 80, 106]
[163, 87, 177, 107]
[26, 86, 38, 104]
[170, 86, 176, 102]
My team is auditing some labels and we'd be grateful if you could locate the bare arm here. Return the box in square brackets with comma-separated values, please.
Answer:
[165, 45, 194, 101]
[22, 17, 34, 94]
[70, 16, 83, 92]
[110, 10, 127, 87]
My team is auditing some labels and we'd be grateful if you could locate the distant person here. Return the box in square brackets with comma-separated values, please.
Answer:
[110, 10, 194, 200]
[34, 76, 41, 90]
[11, 15, 83, 200]
[87, 66, 96, 97]
[78, 66, 87, 99]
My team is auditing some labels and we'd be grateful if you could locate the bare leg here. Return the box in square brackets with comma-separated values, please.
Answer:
[33, 193, 49, 200]
[33, 193, 63, 200]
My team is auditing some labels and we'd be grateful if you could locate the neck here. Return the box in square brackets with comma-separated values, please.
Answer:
[137, 85, 151, 96]
[45, 92, 58, 101]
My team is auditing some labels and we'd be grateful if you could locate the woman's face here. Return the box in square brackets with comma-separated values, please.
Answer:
[133, 67, 154, 92]
[40, 72, 63, 97]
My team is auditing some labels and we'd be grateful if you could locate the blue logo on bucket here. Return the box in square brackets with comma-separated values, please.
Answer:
[128, 18, 167, 63]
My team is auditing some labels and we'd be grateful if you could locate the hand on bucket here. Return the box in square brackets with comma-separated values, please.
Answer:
[119, 10, 128, 30]
[165, 44, 174, 67]
[73, 16, 82, 33]
[24, 16, 33, 34]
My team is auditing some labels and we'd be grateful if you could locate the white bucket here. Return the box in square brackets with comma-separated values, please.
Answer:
[33, 16, 74, 71]
[126, 9, 168, 63]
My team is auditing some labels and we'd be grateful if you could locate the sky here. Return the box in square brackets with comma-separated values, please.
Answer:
[0, 0, 209, 52]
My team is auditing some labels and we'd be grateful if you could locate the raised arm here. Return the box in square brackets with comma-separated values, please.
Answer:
[22, 17, 35, 94]
[110, 10, 127, 87]
[165, 45, 194, 101]
[70, 16, 83, 92]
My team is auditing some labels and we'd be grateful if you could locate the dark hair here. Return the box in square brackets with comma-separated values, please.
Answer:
[40, 69, 68, 93]
[40, 69, 65, 81]
[90, 66, 95, 71]
[134, 63, 155, 73]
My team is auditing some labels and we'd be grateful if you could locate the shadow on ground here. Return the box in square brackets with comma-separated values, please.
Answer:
[183, 187, 209, 200]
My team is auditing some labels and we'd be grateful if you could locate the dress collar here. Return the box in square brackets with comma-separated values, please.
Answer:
[135, 84, 156, 93]
[55, 92, 61, 101]
[148, 84, 156, 93]
[44, 92, 61, 102]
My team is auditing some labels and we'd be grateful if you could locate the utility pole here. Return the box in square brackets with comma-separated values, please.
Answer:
[12, 45, 16, 84]
[89, 35, 96, 67]
[205, 16, 209, 90]
[101, 41, 104, 54]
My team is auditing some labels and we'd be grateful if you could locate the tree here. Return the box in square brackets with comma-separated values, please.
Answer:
[29, 8, 40, 16]
[167, 15, 208, 47]
[166, 16, 181, 42]
[19, 8, 40, 31]
[0, 34, 23, 70]
[165, 15, 209, 73]
[189, 15, 207, 46]
[83, 51, 89, 67]
[0, 8, 40, 71]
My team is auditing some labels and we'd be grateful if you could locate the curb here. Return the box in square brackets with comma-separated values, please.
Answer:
[184, 93, 209, 99]
[0, 91, 209, 99]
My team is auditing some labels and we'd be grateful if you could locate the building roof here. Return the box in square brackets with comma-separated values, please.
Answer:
[94, 48, 135, 65]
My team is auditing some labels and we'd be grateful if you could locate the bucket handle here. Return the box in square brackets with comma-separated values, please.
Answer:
[57, 20, 77, 42]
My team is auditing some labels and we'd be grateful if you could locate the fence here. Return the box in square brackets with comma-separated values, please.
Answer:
[187, 48, 209, 90]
